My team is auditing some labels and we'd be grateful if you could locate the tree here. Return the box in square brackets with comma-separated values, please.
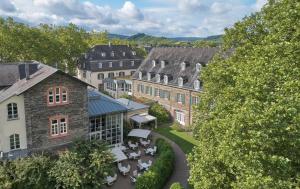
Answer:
[49, 140, 114, 189]
[189, 0, 300, 188]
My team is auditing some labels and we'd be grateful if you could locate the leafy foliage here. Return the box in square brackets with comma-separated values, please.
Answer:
[136, 138, 175, 189]
[170, 182, 184, 189]
[189, 0, 300, 188]
[149, 103, 171, 124]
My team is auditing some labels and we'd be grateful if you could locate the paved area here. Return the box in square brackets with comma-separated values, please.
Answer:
[104, 132, 189, 189]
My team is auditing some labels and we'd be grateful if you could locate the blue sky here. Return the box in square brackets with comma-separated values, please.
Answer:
[0, 0, 267, 37]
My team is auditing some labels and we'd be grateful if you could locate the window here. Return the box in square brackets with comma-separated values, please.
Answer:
[161, 60, 165, 68]
[181, 62, 186, 71]
[154, 88, 159, 97]
[55, 87, 60, 103]
[191, 96, 199, 105]
[176, 93, 185, 104]
[62, 88, 68, 103]
[119, 72, 125, 77]
[101, 52, 106, 57]
[178, 77, 183, 87]
[98, 73, 104, 80]
[130, 71, 135, 76]
[140, 85, 145, 93]
[156, 74, 160, 83]
[196, 63, 202, 72]
[98, 63, 102, 68]
[152, 60, 156, 67]
[122, 52, 126, 56]
[108, 72, 114, 78]
[147, 73, 151, 81]
[7, 103, 18, 120]
[119, 61, 123, 67]
[50, 116, 68, 137]
[175, 111, 185, 125]
[164, 75, 168, 85]
[109, 62, 113, 67]
[111, 51, 114, 57]
[138, 72, 142, 80]
[132, 51, 136, 56]
[10, 134, 20, 150]
[48, 87, 68, 105]
[194, 80, 200, 90]
[146, 86, 152, 95]
[131, 61, 135, 66]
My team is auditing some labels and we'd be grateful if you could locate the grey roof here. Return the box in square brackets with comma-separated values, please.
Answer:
[78, 45, 143, 72]
[88, 89, 128, 117]
[116, 98, 149, 111]
[0, 62, 91, 103]
[132, 47, 219, 91]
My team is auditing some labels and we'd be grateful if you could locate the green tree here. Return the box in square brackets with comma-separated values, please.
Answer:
[49, 140, 114, 189]
[189, 0, 300, 188]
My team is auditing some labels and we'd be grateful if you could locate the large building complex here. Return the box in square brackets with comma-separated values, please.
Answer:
[77, 44, 143, 91]
[132, 47, 219, 126]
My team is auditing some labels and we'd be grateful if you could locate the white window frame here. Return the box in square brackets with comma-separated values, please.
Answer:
[98, 63, 102, 68]
[109, 62, 113, 67]
[55, 87, 60, 103]
[101, 52, 106, 57]
[164, 75, 168, 85]
[62, 88, 68, 103]
[138, 72, 142, 80]
[147, 73, 151, 81]
[51, 120, 59, 136]
[48, 88, 54, 104]
[119, 61, 123, 67]
[60, 118, 67, 134]
[178, 77, 183, 87]
[123, 52, 126, 56]
[156, 74, 160, 83]
[152, 60, 156, 67]
[131, 60, 135, 66]
[181, 62, 186, 71]
[196, 63, 202, 72]
[7, 103, 18, 120]
[194, 80, 200, 90]
[175, 111, 185, 125]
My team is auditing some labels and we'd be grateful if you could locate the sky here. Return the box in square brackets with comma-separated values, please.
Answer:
[0, 0, 267, 37]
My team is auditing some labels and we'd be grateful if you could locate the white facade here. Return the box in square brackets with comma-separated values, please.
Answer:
[0, 95, 27, 153]
[77, 69, 136, 89]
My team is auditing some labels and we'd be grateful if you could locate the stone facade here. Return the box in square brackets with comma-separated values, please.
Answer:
[133, 79, 199, 126]
[23, 72, 89, 152]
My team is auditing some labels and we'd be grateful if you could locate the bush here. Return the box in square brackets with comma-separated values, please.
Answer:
[136, 138, 175, 189]
[170, 182, 184, 189]
[149, 103, 170, 124]
[171, 122, 185, 132]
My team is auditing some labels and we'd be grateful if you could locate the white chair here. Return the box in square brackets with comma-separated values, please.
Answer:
[130, 175, 137, 183]
[123, 164, 131, 175]
[136, 150, 141, 158]
[106, 173, 117, 186]
[133, 170, 138, 177]
[151, 146, 157, 156]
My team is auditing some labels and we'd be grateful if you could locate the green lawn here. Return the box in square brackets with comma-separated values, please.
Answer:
[155, 125, 198, 154]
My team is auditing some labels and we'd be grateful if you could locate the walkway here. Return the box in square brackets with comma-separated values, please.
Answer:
[152, 132, 189, 189]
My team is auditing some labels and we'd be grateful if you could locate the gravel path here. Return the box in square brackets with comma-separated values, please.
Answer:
[152, 132, 189, 189]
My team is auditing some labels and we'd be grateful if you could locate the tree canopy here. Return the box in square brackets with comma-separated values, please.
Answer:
[189, 0, 300, 188]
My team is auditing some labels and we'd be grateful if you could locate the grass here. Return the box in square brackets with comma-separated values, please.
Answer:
[154, 124, 198, 154]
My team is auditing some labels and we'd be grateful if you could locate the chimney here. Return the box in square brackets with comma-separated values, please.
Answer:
[25, 63, 30, 80]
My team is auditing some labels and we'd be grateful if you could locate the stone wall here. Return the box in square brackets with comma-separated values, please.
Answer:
[23, 72, 89, 152]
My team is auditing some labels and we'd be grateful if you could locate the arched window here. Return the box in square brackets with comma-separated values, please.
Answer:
[119, 72, 125, 77]
[164, 75, 168, 84]
[10, 134, 20, 150]
[108, 72, 114, 78]
[138, 72, 143, 80]
[196, 63, 202, 72]
[98, 73, 104, 80]
[7, 103, 18, 120]
[194, 80, 200, 90]
[156, 74, 160, 83]
[178, 77, 183, 87]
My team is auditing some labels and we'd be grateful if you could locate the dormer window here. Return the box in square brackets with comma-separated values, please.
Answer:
[181, 62, 186, 71]
[161, 61, 165, 68]
[109, 62, 112, 67]
[123, 52, 126, 56]
[196, 63, 202, 72]
[152, 60, 156, 67]
[98, 63, 102, 68]
[101, 52, 106, 57]
[138, 72, 143, 80]
[156, 74, 161, 83]
[147, 73, 151, 81]
[178, 77, 183, 87]
[119, 61, 123, 67]
[164, 75, 168, 84]
[194, 80, 200, 90]
[131, 61, 135, 66]
[111, 51, 115, 57]
[132, 51, 136, 56]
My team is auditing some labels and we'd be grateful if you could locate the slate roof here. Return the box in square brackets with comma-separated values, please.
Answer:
[0, 61, 91, 103]
[132, 47, 219, 91]
[116, 98, 149, 111]
[78, 45, 143, 72]
[88, 89, 128, 117]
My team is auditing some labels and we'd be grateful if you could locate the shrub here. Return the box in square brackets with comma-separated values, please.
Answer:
[149, 103, 170, 124]
[170, 182, 184, 189]
[171, 122, 185, 132]
[136, 138, 175, 189]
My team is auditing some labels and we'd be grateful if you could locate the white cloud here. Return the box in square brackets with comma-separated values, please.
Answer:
[118, 1, 144, 21]
[210, 2, 231, 14]
[254, 0, 268, 11]
[0, 0, 16, 12]
[177, 0, 208, 12]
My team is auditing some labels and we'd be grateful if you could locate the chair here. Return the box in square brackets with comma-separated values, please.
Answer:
[130, 175, 137, 183]
[137, 163, 144, 171]
[151, 146, 157, 156]
[136, 150, 141, 158]
[133, 170, 138, 177]
[106, 173, 117, 186]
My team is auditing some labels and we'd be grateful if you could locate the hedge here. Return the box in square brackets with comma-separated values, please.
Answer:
[135, 138, 175, 189]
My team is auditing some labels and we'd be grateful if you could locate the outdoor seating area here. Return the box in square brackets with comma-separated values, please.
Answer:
[103, 129, 158, 189]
